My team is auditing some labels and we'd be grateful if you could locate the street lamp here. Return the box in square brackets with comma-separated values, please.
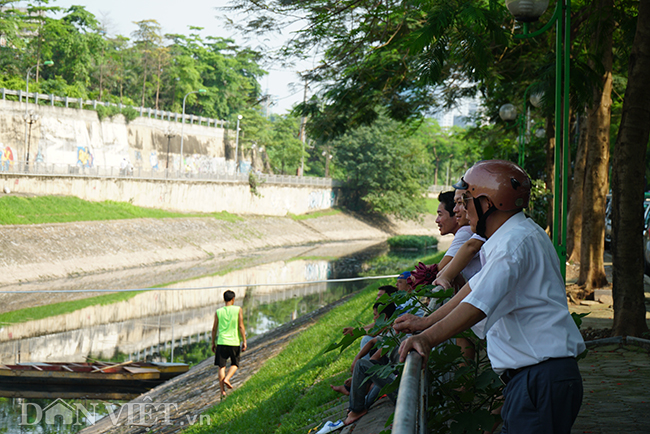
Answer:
[505, 0, 571, 279]
[499, 82, 543, 168]
[321, 150, 333, 177]
[234, 115, 242, 173]
[163, 127, 177, 177]
[23, 110, 39, 171]
[24, 61, 53, 164]
[179, 89, 207, 174]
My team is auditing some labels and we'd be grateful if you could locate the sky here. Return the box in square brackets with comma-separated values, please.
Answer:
[26, 0, 313, 114]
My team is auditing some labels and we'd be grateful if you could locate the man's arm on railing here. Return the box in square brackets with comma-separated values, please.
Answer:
[393, 283, 472, 334]
[399, 301, 486, 364]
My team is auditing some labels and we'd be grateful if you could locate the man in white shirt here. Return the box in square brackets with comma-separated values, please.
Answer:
[395, 160, 585, 434]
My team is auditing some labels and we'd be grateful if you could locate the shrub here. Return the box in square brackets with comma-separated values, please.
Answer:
[387, 234, 437, 250]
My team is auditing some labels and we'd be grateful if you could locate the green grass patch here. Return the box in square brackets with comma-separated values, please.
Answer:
[0, 291, 143, 325]
[288, 208, 341, 221]
[184, 282, 384, 434]
[0, 196, 242, 225]
[387, 234, 438, 250]
[424, 197, 439, 214]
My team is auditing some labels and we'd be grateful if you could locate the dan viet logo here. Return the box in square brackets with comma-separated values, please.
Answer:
[20, 397, 211, 428]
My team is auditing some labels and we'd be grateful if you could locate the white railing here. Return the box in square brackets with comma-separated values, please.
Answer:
[0, 88, 227, 128]
[0, 160, 342, 187]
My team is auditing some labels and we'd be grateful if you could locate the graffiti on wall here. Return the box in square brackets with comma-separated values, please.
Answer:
[149, 152, 159, 171]
[305, 261, 331, 281]
[0, 145, 15, 171]
[77, 146, 94, 168]
[308, 190, 337, 210]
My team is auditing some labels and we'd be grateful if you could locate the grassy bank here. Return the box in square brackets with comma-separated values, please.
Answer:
[0, 195, 242, 225]
[183, 251, 446, 434]
[0, 291, 142, 325]
[184, 282, 382, 434]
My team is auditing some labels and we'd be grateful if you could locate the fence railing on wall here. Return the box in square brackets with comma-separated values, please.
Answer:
[0, 88, 228, 128]
[0, 160, 342, 188]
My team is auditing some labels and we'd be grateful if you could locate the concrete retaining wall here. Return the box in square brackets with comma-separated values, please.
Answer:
[1, 174, 337, 215]
[0, 99, 231, 174]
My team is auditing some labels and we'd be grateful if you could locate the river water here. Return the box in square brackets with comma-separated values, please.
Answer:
[0, 240, 437, 433]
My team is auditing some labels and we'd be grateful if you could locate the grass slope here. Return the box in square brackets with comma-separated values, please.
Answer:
[184, 282, 384, 434]
[0, 195, 242, 225]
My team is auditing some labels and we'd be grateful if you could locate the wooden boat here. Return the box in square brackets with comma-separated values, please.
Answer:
[0, 361, 189, 399]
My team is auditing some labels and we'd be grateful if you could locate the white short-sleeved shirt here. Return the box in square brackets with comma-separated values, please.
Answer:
[461, 233, 486, 280]
[445, 225, 473, 258]
[463, 212, 585, 374]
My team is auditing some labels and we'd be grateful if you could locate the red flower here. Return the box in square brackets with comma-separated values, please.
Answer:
[409, 262, 439, 289]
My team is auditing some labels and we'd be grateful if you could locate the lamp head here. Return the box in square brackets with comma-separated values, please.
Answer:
[505, 0, 549, 23]
[198, 89, 207, 93]
[529, 92, 544, 108]
[43, 61, 54, 66]
[499, 103, 518, 121]
[237, 115, 243, 120]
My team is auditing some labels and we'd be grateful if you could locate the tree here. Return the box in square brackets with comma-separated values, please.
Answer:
[610, 0, 650, 337]
[131, 19, 162, 107]
[330, 115, 429, 220]
[577, 0, 614, 290]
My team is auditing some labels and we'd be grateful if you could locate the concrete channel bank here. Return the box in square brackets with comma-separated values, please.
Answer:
[0, 210, 440, 313]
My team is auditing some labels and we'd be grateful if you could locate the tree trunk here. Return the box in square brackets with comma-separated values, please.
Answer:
[577, 0, 613, 290]
[611, 0, 650, 337]
[567, 110, 588, 263]
[141, 60, 148, 108]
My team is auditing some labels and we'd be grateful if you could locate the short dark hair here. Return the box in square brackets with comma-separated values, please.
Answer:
[378, 285, 398, 295]
[223, 290, 236, 302]
[373, 301, 396, 320]
[438, 191, 456, 216]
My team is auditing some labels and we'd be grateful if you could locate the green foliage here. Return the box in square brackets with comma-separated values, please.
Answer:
[387, 235, 437, 250]
[331, 115, 429, 220]
[248, 171, 263, 197]
[0, 5, 266, 120]
[526, 179, 552, 228]
[0, 195, 241, 225]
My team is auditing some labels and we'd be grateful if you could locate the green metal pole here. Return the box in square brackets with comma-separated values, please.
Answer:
[553, 7, 562, 255]
[561, 0, 571, 280]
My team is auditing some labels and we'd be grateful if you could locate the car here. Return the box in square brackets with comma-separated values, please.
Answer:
[605, 194, 650, 252]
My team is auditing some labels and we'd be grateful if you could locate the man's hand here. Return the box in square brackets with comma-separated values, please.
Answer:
[242, 342, 247, 351]
[393, 314, 427, 334]
[342, 327, 355, 336]
[399, 334, 432, 364]
[211, 344, 217, 353]
[433, 275, 452, 289]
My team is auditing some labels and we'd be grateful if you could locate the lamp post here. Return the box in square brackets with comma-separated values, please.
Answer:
[321, 150, 333, 177]
[234, 114, 242, 174]
[179, 89, 207, 175]
[505, 0, 571, 279]
[23, 110, 39, 171]
[499, 82, 543, 168]
[24, 61, 53, 164]
[163, 127, 177, 177]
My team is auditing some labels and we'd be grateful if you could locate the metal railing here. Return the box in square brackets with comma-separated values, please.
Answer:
[0, 160, 342, 187]
[393, 351, 428, 434]
[1, 88, 227, 128]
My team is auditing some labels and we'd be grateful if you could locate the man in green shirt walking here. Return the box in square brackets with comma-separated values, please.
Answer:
[211, 290, 247, 398]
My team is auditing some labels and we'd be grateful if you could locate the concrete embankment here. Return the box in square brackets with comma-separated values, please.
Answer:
[0, 211, 440, 313]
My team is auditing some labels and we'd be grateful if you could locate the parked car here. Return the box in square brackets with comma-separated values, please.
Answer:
[605, 194, 650, 254]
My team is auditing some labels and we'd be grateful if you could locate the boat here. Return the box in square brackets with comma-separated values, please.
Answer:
[0, 361, 189, 399]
